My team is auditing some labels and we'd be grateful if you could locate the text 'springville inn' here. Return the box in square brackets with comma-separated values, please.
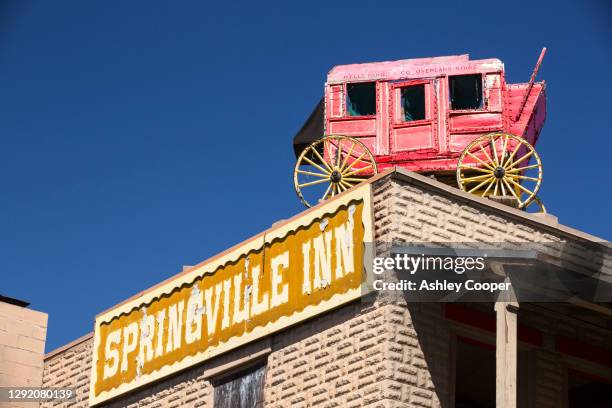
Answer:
[90, 185, 372, 406]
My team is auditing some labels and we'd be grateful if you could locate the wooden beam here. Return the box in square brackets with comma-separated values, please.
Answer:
[495, 301, 519, 408]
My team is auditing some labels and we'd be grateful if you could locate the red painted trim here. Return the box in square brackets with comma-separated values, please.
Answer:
[568, 368, 612, 385]
[445, 304, 495, 332]
[444, 304, 543, 347]
[392, 119, 433, 128]
[556, 337, 612, 368]
[330, 115, 377, 121]
[391, 79, 430, 89]
[457, 335, 495, 352]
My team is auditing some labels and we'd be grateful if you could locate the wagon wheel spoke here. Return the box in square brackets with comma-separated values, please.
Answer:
[338, 142, 355, 172]
[297, 169, 329, 178]
[524, 196, 547, 214]
[507, 163, 540, 173]
[461, 173, 492, 182]
[505, 150, 534, 170]
[321, 183, 333, 201]
[480, 177, 496, 197]
[478, 144, 496, 169]
[343, 164, 373, 178]
[298, 178, 329, 188]
[334, 143, 342, 168]
[343, 151, 367, 171]
[294, 136, 378, 207]
[325, 139, 338, 168]
[339, 180, 353, 190]
[499, 134, 508, 167]
[502, 177, 521, 204]
[489, 135, 500, 166]
[499, 176, 507, 196]
[302, 155, 330, 175]
[466, 151, 494, 171]
[328, 139, 369, 169]
[331, 138, 374, 173]
[457, 133, 542, 209]
[459, 164, 491, 173]
[508, 178, 536, 197]
[467, 176, 495, 194]
[502, 141, 522, 169]
[507, 174, 540, 182]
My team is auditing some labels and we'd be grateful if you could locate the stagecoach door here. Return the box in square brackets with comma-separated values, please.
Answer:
[389, 79, 438, 156]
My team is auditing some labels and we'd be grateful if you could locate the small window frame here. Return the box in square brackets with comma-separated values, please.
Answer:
[212, 361, 267, 408]
[391, 79, 432, 127]
[448, 73, 486, 112]
[344, 81, 378, 118]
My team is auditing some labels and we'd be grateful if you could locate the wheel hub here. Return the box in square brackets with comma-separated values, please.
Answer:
[493, 166, 505, 179]
[330, 170, 342, 183]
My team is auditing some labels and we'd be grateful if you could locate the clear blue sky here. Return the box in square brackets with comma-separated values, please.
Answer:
[1, 1, 609, 351]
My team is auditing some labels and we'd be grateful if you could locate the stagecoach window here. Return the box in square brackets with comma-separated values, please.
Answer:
[400, 84, 426, 121]
[214, 363, 266, 408]
[450, 74, 483, 110]
[346, 82, 376, 116]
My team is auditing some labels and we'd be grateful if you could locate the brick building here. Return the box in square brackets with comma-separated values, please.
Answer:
[41, 169, 612, 407]
[0, 296, 48, 408]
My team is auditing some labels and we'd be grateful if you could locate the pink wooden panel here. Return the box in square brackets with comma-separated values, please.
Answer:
[436, 77, 449, 154]
[485, 73, 502, 111]
[329, 119, 376, 136]
[329, 85, 343, 118]
[377, 83, 390, 155]
[449, 113, 503, 132]
[449, 133, 481, 153]
[449, 131, 525, 155]
[357, 136, 376, 154]
[392, 124, 434, 152]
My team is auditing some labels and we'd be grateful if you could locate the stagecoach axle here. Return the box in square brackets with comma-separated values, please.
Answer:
[493, 166, 505, 179]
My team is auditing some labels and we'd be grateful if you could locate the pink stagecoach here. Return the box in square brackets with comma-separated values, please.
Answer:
[293, 49, 547, 211]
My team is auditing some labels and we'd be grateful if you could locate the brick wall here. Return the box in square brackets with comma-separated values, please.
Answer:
[41, 171, 612, 407]
[42, 335, 92, 408]
[0, 300, 48, 408]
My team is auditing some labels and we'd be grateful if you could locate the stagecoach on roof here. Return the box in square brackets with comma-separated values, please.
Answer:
[292, 49, 548, 212]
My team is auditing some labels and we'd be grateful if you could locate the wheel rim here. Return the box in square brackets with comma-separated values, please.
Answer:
[456, 133, 543, 209]
[294, 135, 378, 207]
[524, 196, 547, 214]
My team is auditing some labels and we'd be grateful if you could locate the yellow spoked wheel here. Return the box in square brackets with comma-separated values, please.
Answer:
[524, 196, 547, 214]
[294, 135, 378, 207]
[456, 133, 543, 209]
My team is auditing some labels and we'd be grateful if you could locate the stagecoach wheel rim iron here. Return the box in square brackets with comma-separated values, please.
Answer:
[294, 135, 378, 208]
[524, 196, 547, 214]
[456, 133, 543, 209]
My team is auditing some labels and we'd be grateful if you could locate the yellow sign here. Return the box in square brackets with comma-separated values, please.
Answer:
[89, 185, 372, 405]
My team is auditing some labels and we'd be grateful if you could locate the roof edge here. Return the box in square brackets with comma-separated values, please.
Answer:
[386, 167, 608, 244]
[45, 332, 94, 361]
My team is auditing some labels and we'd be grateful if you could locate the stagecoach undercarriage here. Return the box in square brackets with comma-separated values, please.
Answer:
[293, 133, 545, 213]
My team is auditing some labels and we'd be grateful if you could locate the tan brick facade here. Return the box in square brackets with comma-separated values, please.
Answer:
[0, 299, 48, 408]
[41, 169, 612, 407]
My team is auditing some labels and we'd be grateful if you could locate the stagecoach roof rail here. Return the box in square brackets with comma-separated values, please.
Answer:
[515, 47, 547, 122]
